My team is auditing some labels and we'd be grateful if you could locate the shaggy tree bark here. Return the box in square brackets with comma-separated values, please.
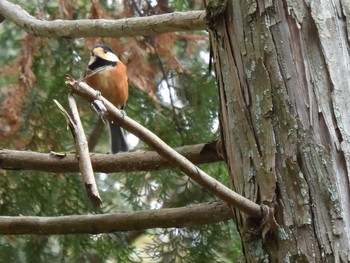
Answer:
[211, 0, 350, 261]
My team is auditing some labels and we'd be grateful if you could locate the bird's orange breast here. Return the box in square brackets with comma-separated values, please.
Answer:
[85, 62, 128, 109]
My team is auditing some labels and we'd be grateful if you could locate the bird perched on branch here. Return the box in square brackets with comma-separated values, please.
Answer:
[84, 44, 128, 153]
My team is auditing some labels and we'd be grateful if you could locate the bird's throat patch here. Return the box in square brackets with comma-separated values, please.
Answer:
[88, 57, 117, 71]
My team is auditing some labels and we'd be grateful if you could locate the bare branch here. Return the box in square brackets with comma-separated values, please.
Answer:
[0, 202, 232, 235]
[0, 0, 206, 38]
[0, 142, 222, 173]
[66, 77, 262, 219]
[66, 94, 102, 209]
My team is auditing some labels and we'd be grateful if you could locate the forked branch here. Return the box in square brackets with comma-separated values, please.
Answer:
[66, 77, 263, 219]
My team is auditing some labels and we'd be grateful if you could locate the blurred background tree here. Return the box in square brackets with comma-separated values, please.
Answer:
[0, 0, 244, 262]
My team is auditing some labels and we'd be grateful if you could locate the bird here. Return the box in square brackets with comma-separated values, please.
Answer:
[84, 44, 128, 153]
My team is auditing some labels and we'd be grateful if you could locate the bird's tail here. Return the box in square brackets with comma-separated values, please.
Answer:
[109, 121, 128, 153]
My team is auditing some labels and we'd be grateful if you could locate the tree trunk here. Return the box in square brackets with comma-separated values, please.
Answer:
[211, 0, 350, 261]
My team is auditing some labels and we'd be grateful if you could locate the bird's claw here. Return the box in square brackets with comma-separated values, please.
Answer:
[95, 90, 102, 100]
[120, 109, 126, 119]
[90, 100, 108, 124]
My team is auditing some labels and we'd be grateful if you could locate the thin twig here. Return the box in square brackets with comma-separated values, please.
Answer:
[65, 76, 263, 219]
[152, 44, 186, 145]
[130, 0, 144, 16]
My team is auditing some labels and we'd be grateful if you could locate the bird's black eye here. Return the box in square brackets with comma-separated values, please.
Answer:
[103, 49, 107, 53]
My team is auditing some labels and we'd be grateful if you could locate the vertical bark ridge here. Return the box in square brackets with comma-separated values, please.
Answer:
[212, 0, 350, 261]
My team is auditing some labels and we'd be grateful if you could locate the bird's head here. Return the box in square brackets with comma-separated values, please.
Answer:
[88, 44, 119, 70]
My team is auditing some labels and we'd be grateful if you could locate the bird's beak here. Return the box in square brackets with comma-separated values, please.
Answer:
[88, 55, 96, 66]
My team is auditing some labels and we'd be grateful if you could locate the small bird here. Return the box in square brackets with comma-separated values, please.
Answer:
[84, 44, 128, 153]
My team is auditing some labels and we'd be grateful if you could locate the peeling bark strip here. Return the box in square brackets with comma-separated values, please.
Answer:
[0, 202, 232, 235]
[0, 143, 222, 173]
[0, 0, 206, 38]
[212, 0, 350, 261]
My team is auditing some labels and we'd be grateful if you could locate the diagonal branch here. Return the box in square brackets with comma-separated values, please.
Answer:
[0, 0, 206, 38]
[0, 142, 222, 173]
[0, 201, 232, 235]
[66, 77, 263, 219]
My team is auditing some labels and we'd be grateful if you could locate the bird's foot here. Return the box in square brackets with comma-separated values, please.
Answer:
[90, 100, 108, 124]
[95, 90, 102, 100]
[120, 109, 126, 119]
